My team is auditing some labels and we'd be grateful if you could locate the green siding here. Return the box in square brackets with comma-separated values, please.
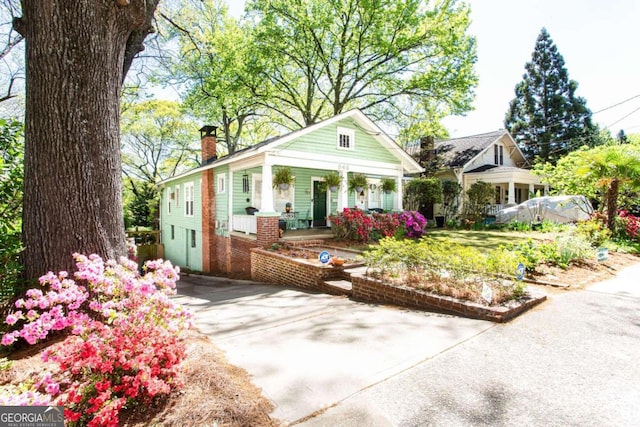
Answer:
[286, 118, 399, 164]
[160, 173, 202, 271]
[231, 166, 259, 216]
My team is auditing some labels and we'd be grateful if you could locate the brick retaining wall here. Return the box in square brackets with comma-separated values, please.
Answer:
[351, 273, 546, 323]
[251, 248, 343, 290]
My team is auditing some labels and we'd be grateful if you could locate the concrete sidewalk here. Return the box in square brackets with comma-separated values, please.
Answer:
[298, 262, 640, 426]
[174, 275, 493, 424]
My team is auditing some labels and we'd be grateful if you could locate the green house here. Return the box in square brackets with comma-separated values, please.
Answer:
[158, 109, 423, 276]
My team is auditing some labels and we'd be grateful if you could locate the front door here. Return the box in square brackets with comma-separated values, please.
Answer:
[313, 181, 327, 227]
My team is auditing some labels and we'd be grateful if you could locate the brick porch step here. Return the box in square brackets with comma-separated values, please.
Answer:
[320, 279, 353, 296]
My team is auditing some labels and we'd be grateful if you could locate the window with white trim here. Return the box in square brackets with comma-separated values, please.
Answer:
[184, 182, 194, 217]
[494, 144, 504, 165]
[167, 187, 173, 215]
[217, 173, 226, 194]
[337, 127, 355, 150]
[175, 187, 180, 207]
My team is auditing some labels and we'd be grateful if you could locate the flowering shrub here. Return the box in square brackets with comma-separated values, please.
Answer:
[329, 208, 425, 242]
[397, 211, 427, 238]
[329, 207, 375, 242]
[617, 210, 640, 241]
[0, 254, 192, 426]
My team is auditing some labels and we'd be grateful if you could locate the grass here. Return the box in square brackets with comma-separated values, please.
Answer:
[424, 228, 555, 253]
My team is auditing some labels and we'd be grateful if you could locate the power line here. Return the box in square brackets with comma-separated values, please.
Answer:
[593, 94, 640, 115]
[606, 105, 640, 129]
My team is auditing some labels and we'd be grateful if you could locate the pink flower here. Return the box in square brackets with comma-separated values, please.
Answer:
[5, 313, 19, 325]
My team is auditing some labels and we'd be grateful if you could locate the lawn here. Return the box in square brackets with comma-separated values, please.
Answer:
[423, 228, 555, 252]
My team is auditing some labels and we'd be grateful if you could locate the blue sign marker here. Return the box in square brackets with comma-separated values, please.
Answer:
[319, 251, 331, 264]
[516, 263, 525, 281]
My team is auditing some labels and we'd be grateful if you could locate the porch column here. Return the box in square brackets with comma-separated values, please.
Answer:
[507, 180, 516, 205]
[394, 175, 403, 211]
[529, 183, 535, 198]
[544, 184, 549, 196]
[338, 165, 349, 211]
[261, 157, 275, 212]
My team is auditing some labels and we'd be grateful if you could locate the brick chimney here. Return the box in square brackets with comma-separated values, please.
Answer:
[200, 125, 218, 165]
[419, 135, 435, 162]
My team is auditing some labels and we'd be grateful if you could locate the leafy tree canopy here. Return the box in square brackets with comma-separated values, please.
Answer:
[247, 0, 477, 135]
[161, 0, 477, 147]
[505, 28, 598, 164]
[121, 99, 200, 184]
[158, 0, 275, 154]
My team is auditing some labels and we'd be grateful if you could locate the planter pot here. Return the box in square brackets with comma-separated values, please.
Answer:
[278, 183, 290, 190]
[330, 257, 345, 266]
[329, 185, 339, 192]
[384, 189, 392, 194]
[355, 186, 364, 193]
[435, 216, 445, 228]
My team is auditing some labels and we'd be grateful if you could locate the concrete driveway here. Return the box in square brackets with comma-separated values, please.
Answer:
[173, 275, 493, 424]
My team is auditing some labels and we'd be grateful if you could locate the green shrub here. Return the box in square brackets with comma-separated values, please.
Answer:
[0, 119, 24, 304]
[574, 218, 611, 247]
[555, 233, 594, 267]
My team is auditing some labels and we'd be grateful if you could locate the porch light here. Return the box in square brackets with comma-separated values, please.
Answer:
[359, 190, 365, 203]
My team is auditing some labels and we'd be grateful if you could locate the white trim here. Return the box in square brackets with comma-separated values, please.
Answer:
[157, 109, 424, 186]
[217, 173, 226, 194]
[184, 182, 194, 217]
[336, 126, 355, 150]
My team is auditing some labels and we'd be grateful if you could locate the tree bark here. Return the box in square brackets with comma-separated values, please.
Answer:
[18, 0, 158, 279]
[606, 179, 619, 231]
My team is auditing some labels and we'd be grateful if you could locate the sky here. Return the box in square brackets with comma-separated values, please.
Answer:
[226, 0, 640, 138]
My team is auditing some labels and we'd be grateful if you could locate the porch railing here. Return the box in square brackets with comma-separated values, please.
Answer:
[484, 204, 505, 216]
[232, 214, 257, 234]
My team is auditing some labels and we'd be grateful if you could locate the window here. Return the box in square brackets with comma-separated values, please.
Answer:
[184, 182, 194, 217]
[190, 229, 196, 248]
[242, 174, 250, 193]
[175, 187, 180, 207]
[217, 173, 226, 194]
[170, 225, 175, 240]
[168, 188, 173, 214]
[337, 127, 355, 150]
[494, 145, 504, 165]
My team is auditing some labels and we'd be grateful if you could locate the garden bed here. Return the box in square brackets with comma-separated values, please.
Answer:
[351, 273, 546, 322]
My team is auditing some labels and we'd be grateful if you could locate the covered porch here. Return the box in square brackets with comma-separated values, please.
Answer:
[229, 162, 405, 235]
[464, 166, 547, 215]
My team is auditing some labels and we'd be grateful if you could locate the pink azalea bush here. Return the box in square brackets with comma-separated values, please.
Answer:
[0, 253, 192, 426]
[617, 210, 640, 241]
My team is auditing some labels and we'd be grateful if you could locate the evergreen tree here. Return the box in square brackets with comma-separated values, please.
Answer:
[505, 28, 597, 164]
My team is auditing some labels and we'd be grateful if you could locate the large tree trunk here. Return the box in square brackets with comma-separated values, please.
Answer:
[17, 1, 158, 279]
[606, 179, 619, 231]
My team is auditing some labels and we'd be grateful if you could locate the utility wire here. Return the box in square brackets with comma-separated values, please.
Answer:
[606, 105, 640, 130]
[593, 93, 640, 115]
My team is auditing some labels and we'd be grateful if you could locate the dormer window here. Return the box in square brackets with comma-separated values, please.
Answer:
[337, 127, 355, 150]
[494, 144, 504, 165]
